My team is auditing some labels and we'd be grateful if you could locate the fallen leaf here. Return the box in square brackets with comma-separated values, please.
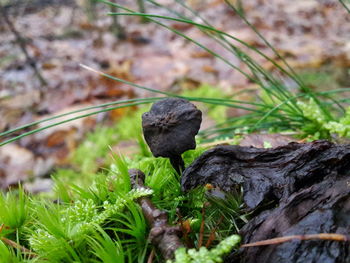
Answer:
[0, 144, 35, 188]
[239, 133, 295, 148]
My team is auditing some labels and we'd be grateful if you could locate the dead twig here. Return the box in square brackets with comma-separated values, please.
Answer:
[1, 237, 37, 258]
[241, 233, 349, 248]
[0, 6, 47, 88]
[176, 209, 194, 248]
[197, 205, 206, 248]
[146, 248, 155, 263]
[205, 215, 224, 248]
[128, 169, 184, 260]
[0, 224, 36, 258]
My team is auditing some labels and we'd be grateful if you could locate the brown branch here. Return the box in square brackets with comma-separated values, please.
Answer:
[128, 169, 184, 260]
[147, 248, 155, 263]
[1, 237, 37, 258]
[109, 5, 126, 39]
[176, 210, 194, 248]
[241, 233, 349, 248]
[0, 6, 47, 87]
[0, 224, 36, 258]
[205, 215, 224, 248]
[197, 205, 206, 248]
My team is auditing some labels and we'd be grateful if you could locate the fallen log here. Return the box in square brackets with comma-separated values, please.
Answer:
[228, 177, 350, 262]
[181, 140, 350, 262]
[182, 140, 350, 209]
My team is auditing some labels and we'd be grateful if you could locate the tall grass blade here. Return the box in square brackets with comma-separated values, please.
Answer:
[0, 97, 159, 138]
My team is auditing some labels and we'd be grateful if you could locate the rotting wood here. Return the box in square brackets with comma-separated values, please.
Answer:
[128, 169, 184, 260]
[180, 140, 350, 262]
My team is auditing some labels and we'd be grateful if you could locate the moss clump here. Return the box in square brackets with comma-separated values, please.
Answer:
[297, 99, 350, 139]
[168, 235, 241, 263]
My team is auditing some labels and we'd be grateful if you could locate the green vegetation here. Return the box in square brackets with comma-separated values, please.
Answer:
[168, 235, 241, 263]
[71, 106, 149, 174]
[298, 99, 350, 139]
[0, 131, 244, 262]
[0, 98, 245, 262]
[182, 84, 230, 123]
[0, 0, 349, 262]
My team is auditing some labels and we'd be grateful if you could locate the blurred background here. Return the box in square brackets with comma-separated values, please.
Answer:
[0, 0, 349, 192]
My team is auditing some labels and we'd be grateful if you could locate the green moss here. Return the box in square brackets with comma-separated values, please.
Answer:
[298, 70, 337, 90]
[114, 106, 150, 140]
[297, 98, 350, 139]
[182, 84, 229, 123]
[71, 125, 119, 173]
[71, 106, 150, 174]
[1, 87, 248, 262]
[168, 235, 241, 263]
[0, 240, 23, 263]
[6, 137, 243, 262]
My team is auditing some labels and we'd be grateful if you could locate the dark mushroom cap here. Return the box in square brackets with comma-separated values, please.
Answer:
[142, 98, 202, 158]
